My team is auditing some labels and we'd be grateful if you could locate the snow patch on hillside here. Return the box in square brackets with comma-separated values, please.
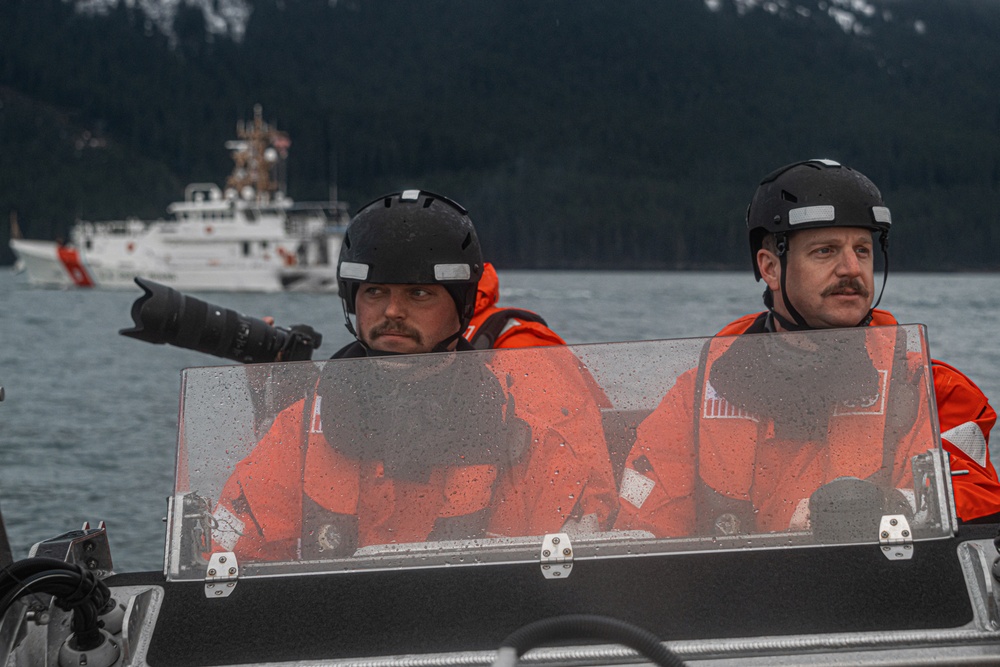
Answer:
[71, 0, 252, 42]
[704, 0, 926, 36]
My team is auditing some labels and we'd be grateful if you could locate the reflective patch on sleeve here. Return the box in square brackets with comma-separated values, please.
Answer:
[212, 505, 245, 552]
[941, 421, 988, 468]
[620, 467, 656, 509]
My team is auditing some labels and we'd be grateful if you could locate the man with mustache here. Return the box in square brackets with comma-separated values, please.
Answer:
[616, 159, 1000, 537]
[211, 190, 616, 560]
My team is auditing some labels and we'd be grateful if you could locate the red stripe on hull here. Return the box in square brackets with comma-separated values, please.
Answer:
[56, 246, 95, 287]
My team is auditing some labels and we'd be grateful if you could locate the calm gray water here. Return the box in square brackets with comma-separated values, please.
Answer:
[1, 268, 999, 571]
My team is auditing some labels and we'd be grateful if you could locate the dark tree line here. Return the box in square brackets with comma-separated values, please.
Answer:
[1, 0, 999, 269]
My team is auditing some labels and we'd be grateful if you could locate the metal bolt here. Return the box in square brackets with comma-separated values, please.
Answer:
[562, 548, 571, 556]
[218, 556, 227, 564]
[26, 611, 50, 625]
[86, 559, 98, 570]
[542, 565, 550, 570]
[552, 571, 561, 576]
[902, 530, 910, 537]
[208, 568, 217, 576]
[215, 590, 224, 596]
[881, 531, 889, 538]
[542, 550, 551, 557]
[889, 518, 898, 526]
[551, 537, 560, 545]
[84, 542, 95, 552]
[228, 567, 237, 575]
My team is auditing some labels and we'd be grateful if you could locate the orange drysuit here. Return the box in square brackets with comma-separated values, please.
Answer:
[211, 264, 617, 561]
[615, 310, 1000, 537]
[212, 348, 617, 562]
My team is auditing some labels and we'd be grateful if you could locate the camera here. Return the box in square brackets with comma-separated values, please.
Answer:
[119, 278, 322, 363]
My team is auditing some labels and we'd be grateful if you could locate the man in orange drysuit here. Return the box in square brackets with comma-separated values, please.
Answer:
[615, 159, 1000, 537]
[212, 190, 615, 561]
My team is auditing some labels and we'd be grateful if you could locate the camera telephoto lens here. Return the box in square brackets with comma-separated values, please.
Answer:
[119, 278, 320, 363]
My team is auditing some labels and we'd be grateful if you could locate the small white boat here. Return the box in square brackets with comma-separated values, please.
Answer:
[8, 105, 348, 293]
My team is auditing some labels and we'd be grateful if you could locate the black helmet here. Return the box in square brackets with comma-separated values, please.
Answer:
[338, 190, 484, 329]
[746, 159, 892, 329]
[747, 158, 891, 281]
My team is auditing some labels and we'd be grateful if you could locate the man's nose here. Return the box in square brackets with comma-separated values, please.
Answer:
[383, 290, 407, 318]
[836, 249, 863, 276]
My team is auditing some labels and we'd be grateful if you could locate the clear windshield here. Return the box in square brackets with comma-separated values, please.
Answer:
[166, 325, 954, 580]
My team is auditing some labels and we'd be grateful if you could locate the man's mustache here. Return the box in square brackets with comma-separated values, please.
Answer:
[822, 278, 870, 298]
[368, 322, 423, 344]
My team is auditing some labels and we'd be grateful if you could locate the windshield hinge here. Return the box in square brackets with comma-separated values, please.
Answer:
[540, 532, 573, 579]
[205, 551, 239, 598]
[879, 514, 913, 560]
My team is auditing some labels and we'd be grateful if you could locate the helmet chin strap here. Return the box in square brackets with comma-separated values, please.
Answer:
[430, 329, 464, 353]
[765, 231, 890, 331]
[341, 298, 358, 338]
[430, 288, 472, 353]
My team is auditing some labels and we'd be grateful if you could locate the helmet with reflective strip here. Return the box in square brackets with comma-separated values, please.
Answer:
[337, 190, 484, 327]
[746, 159, 891, 281]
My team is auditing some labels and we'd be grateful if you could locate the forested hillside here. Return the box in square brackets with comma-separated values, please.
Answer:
[2, 0, 999, 269]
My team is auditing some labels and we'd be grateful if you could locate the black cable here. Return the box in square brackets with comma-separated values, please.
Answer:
[0, 557, 74, 592]
[494, 614, 686, 667]
[0, 558, 110, 651]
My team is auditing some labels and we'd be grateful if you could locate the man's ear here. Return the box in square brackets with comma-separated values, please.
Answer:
[757, 248, 781, 292]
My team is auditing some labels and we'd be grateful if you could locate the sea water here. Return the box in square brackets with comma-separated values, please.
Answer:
[1, 268, 998, 571]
